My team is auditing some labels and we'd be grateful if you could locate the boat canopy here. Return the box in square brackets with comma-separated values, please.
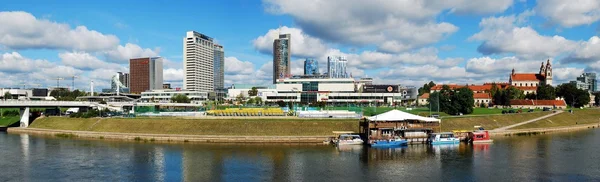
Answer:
[367, 110, 441, 123]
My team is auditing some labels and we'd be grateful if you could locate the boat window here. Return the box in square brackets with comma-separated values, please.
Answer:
[476, 135, 484, 139]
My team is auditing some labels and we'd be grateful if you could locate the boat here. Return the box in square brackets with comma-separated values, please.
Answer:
[370, 137, 408, 147]
[467, 130, 493, 143]
[334, 134, 364, 145]
[428, 132, 460, 145]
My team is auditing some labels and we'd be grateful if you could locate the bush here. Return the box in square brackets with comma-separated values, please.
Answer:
[2, 110, 20, 116]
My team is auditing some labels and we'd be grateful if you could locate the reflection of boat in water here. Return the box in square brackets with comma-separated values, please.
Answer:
[428, 132, 460, 145]
[334, 134, 364, 146]
[370, 137, 408, 147]
[336, 144, 364, 152]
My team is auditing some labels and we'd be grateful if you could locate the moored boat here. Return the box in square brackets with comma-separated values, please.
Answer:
[467, 130, 493, 143]
[370, 137, 408, 147]
[334, 134, 364, 145]
[428, 132, 460, 145]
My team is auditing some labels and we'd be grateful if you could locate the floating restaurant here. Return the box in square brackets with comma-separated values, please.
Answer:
[359, 110, 441, 144]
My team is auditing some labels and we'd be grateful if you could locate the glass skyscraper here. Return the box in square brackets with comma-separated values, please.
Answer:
[213, 44, 224, 90]
[327, 56, 348, 78]
[273, 34, 291, 83]
[571, 73, 597, 92]
[304, 59, 319, 75]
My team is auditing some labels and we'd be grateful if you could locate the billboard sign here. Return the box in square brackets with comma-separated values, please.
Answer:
[362, 85, 398, 93]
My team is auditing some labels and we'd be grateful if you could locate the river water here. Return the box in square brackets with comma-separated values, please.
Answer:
[1, 129, 599, 181]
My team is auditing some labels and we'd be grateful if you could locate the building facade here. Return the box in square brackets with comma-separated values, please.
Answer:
[570, 73, 597, 92]
[304, 59, 319, 76]
[327, 56, 348, 78]
[130, 57, 163, 94]
[213, 44, 225, 90]
[508, 59, 553, 94]
[140, 89, 208, 104]
[111, 73, 130, 93]
[184, 31, 216, 92]
[273, 34, 291, 83]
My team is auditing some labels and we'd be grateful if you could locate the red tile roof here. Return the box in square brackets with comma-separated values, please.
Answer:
[511, 73, 544, 81]
[419, 93, 430, 99]
[473, 93, 491, 99]
[510, 100, 566, 106]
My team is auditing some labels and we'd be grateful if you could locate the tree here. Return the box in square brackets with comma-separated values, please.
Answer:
[248, 87, 258, 96]
[171, 94, 191, 103]
[254, 97, 263, 105]
[536, 84, 556, 100]
[556, 83, 590, 108]
[427, 92, 440, 112]
[3, 91, 11, 100]
[235, 93, 245, 105]
[489, 82, 499, 97]
[418, 81, 436, 96]
[595, 92, 600, 106]
[246, 97, 255, 105]
[452, 87, 475, 115]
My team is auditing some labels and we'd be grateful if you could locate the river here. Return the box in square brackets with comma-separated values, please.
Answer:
[1, 129, 599, 181]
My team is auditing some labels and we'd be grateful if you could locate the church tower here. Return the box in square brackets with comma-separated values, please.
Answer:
[539, 61, 546, 76]
[544, 59, 552, 85]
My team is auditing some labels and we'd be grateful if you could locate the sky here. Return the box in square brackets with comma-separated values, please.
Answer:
[1, 0, 600, 91]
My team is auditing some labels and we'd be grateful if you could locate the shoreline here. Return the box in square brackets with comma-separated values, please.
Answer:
[6, 128, 332, 144]
[489, 123, 600, 137]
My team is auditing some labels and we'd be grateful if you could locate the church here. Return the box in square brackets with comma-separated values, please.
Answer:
[509, 59, 553, 94]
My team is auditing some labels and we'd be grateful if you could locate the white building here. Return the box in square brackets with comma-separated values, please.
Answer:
[327, 56, 348, 78]
[0, 88, 32, 100]
[141, 89, 208, 104]
[184, 31, 220, 92]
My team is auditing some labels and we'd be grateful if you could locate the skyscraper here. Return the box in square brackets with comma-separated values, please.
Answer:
[184, 31, 223, 92]
[213, 44, 224, 90]
[273, 34, 291, 83]
[571, 73, 597, 92]
[117, 72, 130, 88]
[304, 59, 319, 76]
[129, 57, 163, 93]
[327, 56, 348, 78]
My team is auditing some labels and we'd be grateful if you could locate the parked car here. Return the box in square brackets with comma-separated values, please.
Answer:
[527, 109, 534, 112]
[543, 107, 552, 111]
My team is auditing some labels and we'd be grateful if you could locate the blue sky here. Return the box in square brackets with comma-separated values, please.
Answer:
[1, 0, 600, 90]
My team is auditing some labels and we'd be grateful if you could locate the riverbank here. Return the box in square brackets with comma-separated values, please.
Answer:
[490, 123, 600, 137]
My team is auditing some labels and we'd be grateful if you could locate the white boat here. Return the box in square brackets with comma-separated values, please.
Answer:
[334, 134, 364, 145]
[428, 132, 460, 145]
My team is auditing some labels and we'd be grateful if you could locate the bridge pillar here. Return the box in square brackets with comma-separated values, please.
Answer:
[20, 107, 30, 128]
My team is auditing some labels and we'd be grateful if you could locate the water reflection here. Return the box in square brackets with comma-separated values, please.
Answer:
[1, 130, 599, 181]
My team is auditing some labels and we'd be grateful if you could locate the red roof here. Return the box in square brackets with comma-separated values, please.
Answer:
[419, 93, 430, 99]
[511, 73, 544, 81]
[510, 100, 566, 106]
[473, 93, 491, 99]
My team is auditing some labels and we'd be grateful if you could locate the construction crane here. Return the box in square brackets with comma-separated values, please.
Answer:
[54, 77, 64, 88]
[71, 75, 79, 91]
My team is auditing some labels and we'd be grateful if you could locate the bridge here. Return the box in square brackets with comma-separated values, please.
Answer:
[0, 101, 98, 128]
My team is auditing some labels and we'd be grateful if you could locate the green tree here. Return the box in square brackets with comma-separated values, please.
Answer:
[254, 97, 263, 105]
[247, 97, 256, 105]
[3, 91, 11, 100]
[171, 94, 191, 103]
[427, 92, 440, 112]
[248, 87, 258, 96]
[418, 81, 436, 96]
[236, 93, 245, 105]
[489, 82, 499, 97]
[595, 92, 600, 106]
[536, 84, 556, 100]
[556, 83, 590, 108]
[452, 87, 475, 115]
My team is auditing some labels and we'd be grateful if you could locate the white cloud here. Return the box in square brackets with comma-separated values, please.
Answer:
[0, 52, 53, 73]
[553, 67, 584, 82]
[104, 43, 159, 63]
[0, 11, 119, 51]
[163, 68, 184, 82]
[562, 36, 600, 64]
[225, 57, 255, 75]
[59, 52, 123, 70]
[263, 0, 512, 52]
[470, 15, 577, 59]
[253, 26, 328, 58]
[535, 0, 600, 27]
[466, 56, 541, 74]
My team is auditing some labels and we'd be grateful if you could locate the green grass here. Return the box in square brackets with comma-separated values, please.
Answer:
[30, 117, 359, 136]
[0, 116, 20, 126]
[513, 109, 600, 129]
[440, 112, 550, 132]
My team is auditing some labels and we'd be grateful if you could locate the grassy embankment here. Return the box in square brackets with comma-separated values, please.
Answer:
[29, 117, 360, 136]
[0, 116, 19, 126]
[513, 109, 600, 129]
[440, 112, 550, 132]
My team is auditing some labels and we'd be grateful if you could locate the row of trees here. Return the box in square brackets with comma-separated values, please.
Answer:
[428, 86, 475, 115]
[50, 89, 87, 101]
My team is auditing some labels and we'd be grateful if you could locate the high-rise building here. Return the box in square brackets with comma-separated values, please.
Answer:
[130, 57, 163, 93]
[214, 44, 225, 90]
[571, 73, 597, 92]
[304, 59, 319, 76]
[117, 72, 130, 88]
[184, 31, 216, 92]
[327, 56, 348, 78]
[273, 34, 291, 83]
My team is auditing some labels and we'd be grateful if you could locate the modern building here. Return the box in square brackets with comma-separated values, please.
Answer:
[327, 56, 348, 78]
[184, 31, 217, 92]
[130, 57, 163, 94]
[570, 73, 597, 92]
[213, 44, 225, 90]
[273, 34, 291, 83]
[508, 59, 553, 94]
[117, 72, 130, 88]
[111, 73, 129, 93]
[140, 89, 208, 104]
[163, 83, 172, 89]
[304, 59, 319, 76]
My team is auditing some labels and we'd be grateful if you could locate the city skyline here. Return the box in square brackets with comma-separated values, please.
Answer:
[2, 1, 600, 91]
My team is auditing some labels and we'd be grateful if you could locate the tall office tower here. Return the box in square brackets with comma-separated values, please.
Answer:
[184, 31, 216, 92]
[117, 72, 130, 88]
[327, 56, 348, 78]
[213, 44, 225, 90]
[573, 73, 597, 92]
[304, 59, 319, 76]
[129, 57, 163, 93]
[273, 34, 291, 83]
